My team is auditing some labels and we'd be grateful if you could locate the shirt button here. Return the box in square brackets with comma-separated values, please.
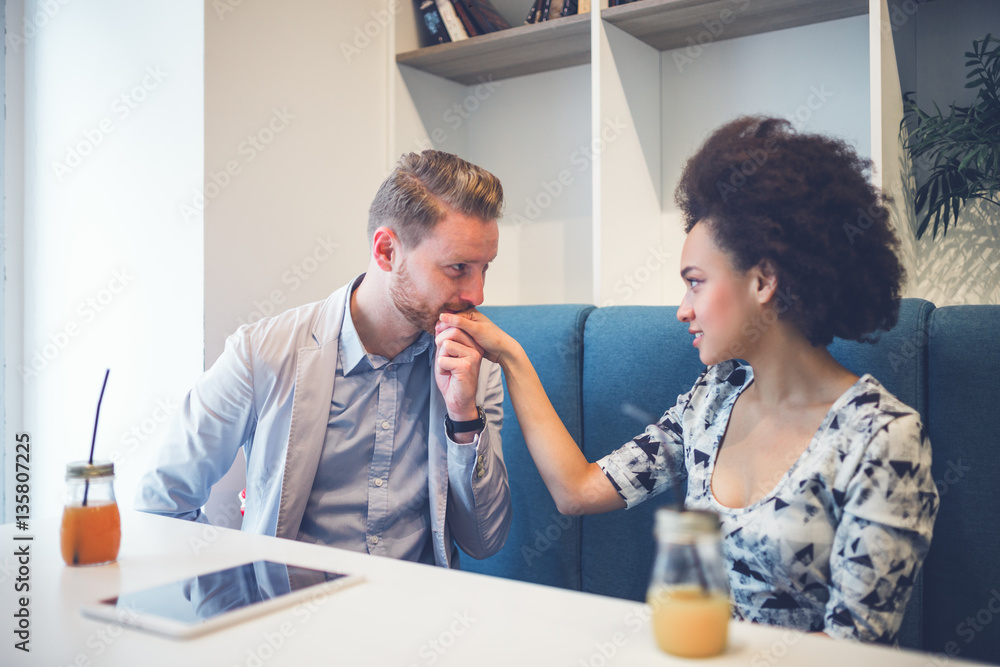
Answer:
[381, 420, 391, 430]
[370, 536, 379, 545]
[477, 470, 485, 479]
[477, 454, 485, 466]
[374, 478, 384, 487]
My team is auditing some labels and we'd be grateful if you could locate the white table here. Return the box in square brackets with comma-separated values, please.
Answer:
[0, 511, 981, 666]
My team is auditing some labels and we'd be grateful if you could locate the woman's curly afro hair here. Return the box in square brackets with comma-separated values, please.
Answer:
[674, 116, 905, 346]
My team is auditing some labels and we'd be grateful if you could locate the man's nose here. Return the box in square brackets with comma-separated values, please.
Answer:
[462, 272, 486, 306]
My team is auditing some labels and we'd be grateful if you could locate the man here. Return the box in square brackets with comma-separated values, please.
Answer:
[136, 150, 511, 568]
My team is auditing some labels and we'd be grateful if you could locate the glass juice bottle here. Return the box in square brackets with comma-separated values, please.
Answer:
[647, 508, 731, 658]
[60, 461, 121, 566]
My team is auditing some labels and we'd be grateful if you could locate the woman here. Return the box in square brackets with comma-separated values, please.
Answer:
[435, 117, 938, 643]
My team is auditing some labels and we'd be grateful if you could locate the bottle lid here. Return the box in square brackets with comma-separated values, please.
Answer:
[66, 461, 115, 479]
[654, 507, 720, 538]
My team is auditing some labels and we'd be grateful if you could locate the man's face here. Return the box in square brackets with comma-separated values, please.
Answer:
[388, 210, 499, 334]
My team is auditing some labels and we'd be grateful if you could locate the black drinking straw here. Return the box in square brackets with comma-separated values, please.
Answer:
[82, 369, 110, 507]
[667, 470, 710, 593]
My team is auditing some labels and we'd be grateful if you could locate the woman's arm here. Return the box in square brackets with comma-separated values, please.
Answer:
[437, 311, 625, 515]
[824, 413, 939, 642]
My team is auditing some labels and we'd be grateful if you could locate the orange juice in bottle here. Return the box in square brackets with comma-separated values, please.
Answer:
[60, 462, 121, 566]
[647, 508, 731, 658]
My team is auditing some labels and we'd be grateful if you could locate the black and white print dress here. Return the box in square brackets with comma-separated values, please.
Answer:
[597, 361, 939, 643]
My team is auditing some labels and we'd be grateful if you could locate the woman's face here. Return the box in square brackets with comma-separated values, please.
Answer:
[676, 221, 762, 366]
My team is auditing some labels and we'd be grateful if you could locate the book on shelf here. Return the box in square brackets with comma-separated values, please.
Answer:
[525, 0, 553, 23]
[434, 0, 469, 41]
[560, 0, 578, 16]
[451, 0, 481, 36]
[415, 0, 451, 44]
[461, 0, 512, 32]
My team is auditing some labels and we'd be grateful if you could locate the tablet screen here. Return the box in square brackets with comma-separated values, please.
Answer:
[96, 560, 351, 627]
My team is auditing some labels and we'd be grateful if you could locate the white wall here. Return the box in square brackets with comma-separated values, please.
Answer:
[13, 0, 204, 519]
[203, 0, 396, 523]
[659, 15, 872, 306]
[204, 0, 395, 366]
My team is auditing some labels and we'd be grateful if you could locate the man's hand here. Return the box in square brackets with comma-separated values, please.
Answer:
[434, 312, 486, 443]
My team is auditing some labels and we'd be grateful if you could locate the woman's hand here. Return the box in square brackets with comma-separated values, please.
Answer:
[436, 310, 517, 366]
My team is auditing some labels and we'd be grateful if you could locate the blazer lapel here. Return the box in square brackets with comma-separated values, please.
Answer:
[274, 283, 351, 540]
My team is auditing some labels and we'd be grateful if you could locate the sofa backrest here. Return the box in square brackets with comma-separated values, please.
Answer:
[579, 306, 704, 602]
[460, 299, 1000, 663]
[922, 305, 1000, 663]
[461, 304, 593, 590]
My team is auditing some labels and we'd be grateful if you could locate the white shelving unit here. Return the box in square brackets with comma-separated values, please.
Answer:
[392, 0, 885, 308]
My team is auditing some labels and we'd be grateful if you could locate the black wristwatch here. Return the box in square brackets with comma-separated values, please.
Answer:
[445, 406, 486, 437]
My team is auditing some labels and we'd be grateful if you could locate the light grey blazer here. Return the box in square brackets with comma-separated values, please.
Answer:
[135, 279, 512, 567]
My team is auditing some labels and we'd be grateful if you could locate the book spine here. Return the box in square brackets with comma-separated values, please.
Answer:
[525, 0, 542, 24]
[561, 0, 578, 16]
[465, 0, 511, 31]
[451, 0, 481, 36]
[538, 0, 552, 21]
[416, 0, 452, 44]
[435, 0, 469, 41]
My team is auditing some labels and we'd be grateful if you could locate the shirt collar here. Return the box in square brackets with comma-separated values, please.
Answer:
[340, 277, 432, 375]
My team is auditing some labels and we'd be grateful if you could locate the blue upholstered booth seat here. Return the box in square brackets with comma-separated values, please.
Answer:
[462, 305, 593, 591]
[461, 299, 999, 665]
[923, 306, 1000, 663]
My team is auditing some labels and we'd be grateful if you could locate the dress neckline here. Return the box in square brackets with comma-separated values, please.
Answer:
[706, 365, 873, 515]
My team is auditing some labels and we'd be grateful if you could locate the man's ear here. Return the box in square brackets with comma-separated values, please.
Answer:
[371, 227, 400, 272]
[751, 259, 779, 306]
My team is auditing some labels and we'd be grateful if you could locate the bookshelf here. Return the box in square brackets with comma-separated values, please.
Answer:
[397, 0, 869, 84]
[396, 12, 590, 85]
[603, 0, 868, 52]
[393, 0, 885, 308]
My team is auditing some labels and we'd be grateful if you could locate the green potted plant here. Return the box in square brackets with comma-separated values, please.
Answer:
[900, 33, 1000, 239]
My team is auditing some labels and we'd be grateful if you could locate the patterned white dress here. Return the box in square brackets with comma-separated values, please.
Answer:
[597, 361, 939, 643]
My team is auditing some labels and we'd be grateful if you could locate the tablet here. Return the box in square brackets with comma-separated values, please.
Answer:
[80, 560, 364, 639]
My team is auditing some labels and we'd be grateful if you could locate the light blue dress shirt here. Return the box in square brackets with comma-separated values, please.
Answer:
[296, 282, 436, 564]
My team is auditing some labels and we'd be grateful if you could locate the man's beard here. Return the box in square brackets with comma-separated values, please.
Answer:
[389, 260, 460, 334]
